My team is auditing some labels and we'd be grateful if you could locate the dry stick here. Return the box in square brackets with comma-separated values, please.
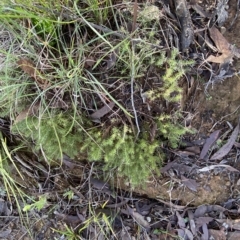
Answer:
[156, 197, 195, 211]
[229, 0, 240, 30]
[132, 0, 138, 33]
[87, 22, 126, 39]
[131, 45, 140, 137]
[131, 0, 140, 136]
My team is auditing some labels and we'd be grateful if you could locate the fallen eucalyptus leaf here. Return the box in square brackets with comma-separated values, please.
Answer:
[181, 175, 199, 192]
[127, 206, 150, 229]
[206, 26, 233, 64]
[198, 164, 239, 173]
[200, 130, 221, 159]
[90, 102, 115, 120]
[210, 122, 240, 160]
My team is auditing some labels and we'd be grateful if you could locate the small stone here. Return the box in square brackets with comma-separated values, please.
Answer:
[225, 181, 231, 187]
[146, 217, 151, 222]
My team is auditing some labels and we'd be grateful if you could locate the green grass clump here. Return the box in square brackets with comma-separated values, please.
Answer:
[11, 111, 83, 161]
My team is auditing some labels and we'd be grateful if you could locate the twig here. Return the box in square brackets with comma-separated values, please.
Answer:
[131, 43, 140, 137]
[132, 0, 138, 33]
[86, 21, 126, 39]
[156, 197, 194, 210]
[229, 0, 240, 30]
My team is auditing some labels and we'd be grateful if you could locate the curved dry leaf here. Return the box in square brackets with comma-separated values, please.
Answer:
[0, 229, 12, 238]
[176, 211, 185, 228]
[198, 164, 239, 173]
[17, 58, 50, 89]
[177, 229, 185, 239]
[210, 123, 239, 160]
[90, 102, 115, 120]
[127, 206, 150, 229]
[209, 229, 226, 240]
[217, 218, 240, 230]
[200, 130, 221, 159]
[15, 103, 40, 123]
[177, 228, 193, 240]
[209, 26, 230, 53]
[184, 228, 194, 240]
[201, 223, 209, 240]
[188, 210, 196, 235]
[181, 175, 199, 192]
[206, 26, 233, 64]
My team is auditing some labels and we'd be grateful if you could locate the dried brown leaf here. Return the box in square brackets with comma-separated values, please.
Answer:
[90, 102, 115, 120]
[176, 228, 193, 240]
[106, 51, 117, 70]
[62, 155, 76, 169]
[175, 150, 196, 157]
[200, 130, 221, 159]
[161, 162, 192, 175]
[206, 54, 229, 64]
[188, 210, 196, 236]
[150, 121, 157, 142]
[90, 177, 111, 192]
[176, 211, 185, 228]
[181, 175, 199, 192]
[84, 57, 95, 68]
[160, 161, 176, 173]
[209, 26, 230, 53]
[209, 229, 226, 240]
[127, 206, 150, 229]
[210, 122, 240, 160]
[206, 26, 233, 64]
[234, 142, 240, 148]
[216, 218, 240, 230]
[15, 103, 40, 123]
[201, 223, 209, 240]
[184, 228, 194, 240]
[54, 211, 81, 227]
[195, 217, 213, 227]
[17, 58, 50, 90]
[194, 205, 208, 218]
[227, 231, 240, 238]
[17, 58, 36, 77]
[176, 229, 185, 239]
[185, 146, 201, 154]
[198, 164, 239, 173]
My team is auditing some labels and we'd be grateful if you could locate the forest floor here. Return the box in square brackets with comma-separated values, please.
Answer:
[1, 0, 240, 239]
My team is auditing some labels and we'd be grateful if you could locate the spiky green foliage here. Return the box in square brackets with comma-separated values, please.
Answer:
[11, 113, 161, 185]
[156, 114, 189, 148]
[146, 48, 194, 102]
[81, 125, 162, 186]
[11, 112, 85, 160]
[11, 110, 188, 186]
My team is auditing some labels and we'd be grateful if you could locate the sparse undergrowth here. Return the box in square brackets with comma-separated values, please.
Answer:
[0, 1, 194, 187]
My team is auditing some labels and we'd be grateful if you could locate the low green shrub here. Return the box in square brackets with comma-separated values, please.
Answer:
[2, 1, 194, 186]
[11, 48, 193, 186]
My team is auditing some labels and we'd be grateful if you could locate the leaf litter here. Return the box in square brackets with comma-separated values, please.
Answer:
[3, 0, 240, 239]
[210, 117, 240, 160]
[17, 58, 51, 90]
[199, 129, 221, 159]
